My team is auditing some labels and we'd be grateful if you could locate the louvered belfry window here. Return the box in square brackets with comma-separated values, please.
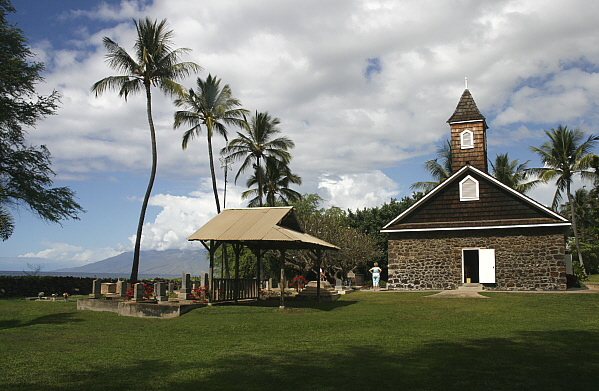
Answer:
[460, 129, 474, 149]
[460, 176, 479, 201]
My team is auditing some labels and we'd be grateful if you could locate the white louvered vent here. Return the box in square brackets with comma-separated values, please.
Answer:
[460, 176, 479, 201]
[460, 129, 474, 149]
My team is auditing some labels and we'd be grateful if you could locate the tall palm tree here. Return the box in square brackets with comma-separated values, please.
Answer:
[490, 153, 539, 194]
[242, 158, 302, 207]
[225, 111, 294, 206]
[173, 74, 248, 213]
[411, 139, 453, 192]
[91, 18, 200, 282]
[529, 125, 598, 273]
[560, 187, 593, 243]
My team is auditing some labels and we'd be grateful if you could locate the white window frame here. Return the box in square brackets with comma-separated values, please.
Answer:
[459, 175, 479, 201]
[460, 129, 474, 149]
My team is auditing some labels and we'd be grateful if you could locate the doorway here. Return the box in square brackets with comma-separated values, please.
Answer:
[462, 248, 496, 284]
[463, 249, 479, 283]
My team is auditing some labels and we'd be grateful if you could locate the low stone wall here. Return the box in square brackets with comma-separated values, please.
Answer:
[77, 298, 205, 318]
[77, 298, 120, 312]
[387, 227, 567, 291]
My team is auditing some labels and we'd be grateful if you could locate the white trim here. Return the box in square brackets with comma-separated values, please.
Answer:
[460, 129, 474, 149]
[381, 222, 571, 233]
[459, 175, 479, 201]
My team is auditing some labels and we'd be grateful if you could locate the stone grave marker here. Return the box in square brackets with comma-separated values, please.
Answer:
[154, 282, 168, 302]
[89, 279, 102, 299]
[178, 272, 191, 300]
[133, 283, 145, 302]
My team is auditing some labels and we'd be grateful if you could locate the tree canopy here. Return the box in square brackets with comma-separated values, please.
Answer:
[0, 0, 83, 240]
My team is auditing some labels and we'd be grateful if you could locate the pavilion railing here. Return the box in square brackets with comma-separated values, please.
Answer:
[212, 278, 259, 302]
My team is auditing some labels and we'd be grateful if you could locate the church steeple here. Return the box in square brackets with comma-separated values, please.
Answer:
[447, 89, 488, 173]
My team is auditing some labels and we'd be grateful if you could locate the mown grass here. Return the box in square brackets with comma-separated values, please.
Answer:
[1, 292, 598, 390]
[587, 273, 599, 282]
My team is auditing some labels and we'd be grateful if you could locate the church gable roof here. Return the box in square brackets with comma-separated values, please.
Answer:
[382, 166, 569, 232]
[447, 89, 486, 124]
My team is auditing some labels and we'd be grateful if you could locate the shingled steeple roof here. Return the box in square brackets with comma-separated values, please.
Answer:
[447, 89, 486, 125]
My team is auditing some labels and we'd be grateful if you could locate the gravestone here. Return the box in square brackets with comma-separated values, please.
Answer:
[117, 280, 128, 297]
[89, 279, 102, 299]
[335, 278, 343, 291]
[178, 272, 191, 300]
[168, 282, 176, 293]
[154, 282, 168, 302]
[203, 273, 209, 287]
[133, 283, 145, 302]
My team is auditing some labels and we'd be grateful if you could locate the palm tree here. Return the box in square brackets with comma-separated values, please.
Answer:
[174, 74, 248, 213]
[242, 158, 302, 207]
[91, 18, 200, 282]
[529, 125, 599, 273]
[560, 187, 593, 243]
[224, 111, 294, 206]
[490, 153, 539, 194]
[411, 139, 453, 192]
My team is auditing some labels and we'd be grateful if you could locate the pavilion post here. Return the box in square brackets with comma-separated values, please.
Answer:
[234, 244, 241, 302]
[209, 240, 215, 303]
[279, 249, 286, 309]
[254, 249, 262, 293]
[316, 249, 322, 302]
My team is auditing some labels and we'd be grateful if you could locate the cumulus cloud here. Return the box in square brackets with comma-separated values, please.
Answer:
[318, 170, 401, 210]
[132, 181, 247, 251]
[20, 242, 124, 266]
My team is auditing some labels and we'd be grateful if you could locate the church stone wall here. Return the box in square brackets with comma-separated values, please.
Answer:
[387, 227, 567, 291]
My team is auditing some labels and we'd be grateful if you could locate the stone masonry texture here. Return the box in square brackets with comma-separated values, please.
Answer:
[387, 227, 567, 291]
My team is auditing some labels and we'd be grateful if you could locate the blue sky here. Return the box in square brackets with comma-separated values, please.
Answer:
[3, 0, 599, 268]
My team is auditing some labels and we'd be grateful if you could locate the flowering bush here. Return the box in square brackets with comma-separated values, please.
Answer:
[192, 286, 209, 303]
[125, 283, 154, 300]
[289, 275, 308, 291]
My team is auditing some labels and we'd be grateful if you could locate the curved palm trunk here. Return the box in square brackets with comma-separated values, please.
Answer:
[206, 134, 221, 214]
[567, 182, 586, 275]
[131, 84, 157, 283]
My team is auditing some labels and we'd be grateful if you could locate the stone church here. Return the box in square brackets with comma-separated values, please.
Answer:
[381, 89, 570, 291]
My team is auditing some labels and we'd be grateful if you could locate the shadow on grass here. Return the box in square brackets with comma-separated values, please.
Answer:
[5, 330, 597, 391]
[243, 297, 359, 311]
[0, 312, 83, 330]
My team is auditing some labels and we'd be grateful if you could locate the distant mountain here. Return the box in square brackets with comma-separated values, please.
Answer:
[55, 249, 209, 277]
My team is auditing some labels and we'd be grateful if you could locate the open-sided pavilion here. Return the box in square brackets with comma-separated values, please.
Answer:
[187, 207, 339, 307]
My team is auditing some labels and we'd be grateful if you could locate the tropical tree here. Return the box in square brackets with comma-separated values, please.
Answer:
[91, 18, 200, 282]
[242, 158, 302, 207]
[225, 111, 294, 206]
[490, 153, 539, 193]
[529, 125, 599, 274]
[411, 139, 453, 192]
[0, 0, 83, 240]
[174, 74, 248, 213]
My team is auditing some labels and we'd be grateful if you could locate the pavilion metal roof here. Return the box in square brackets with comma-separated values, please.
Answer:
[187, 207, 339, 251]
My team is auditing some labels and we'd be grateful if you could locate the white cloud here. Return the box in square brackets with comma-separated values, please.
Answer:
[20, 242, 124, 266]
[132, 180, 246, 251]
[318, 170, 400, 210]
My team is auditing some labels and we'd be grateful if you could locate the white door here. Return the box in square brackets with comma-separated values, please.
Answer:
[478, 249, 496, 283]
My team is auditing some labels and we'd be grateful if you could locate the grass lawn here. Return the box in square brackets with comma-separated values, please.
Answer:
[1, 292, 598, 391]
[587, 273, 599, 282]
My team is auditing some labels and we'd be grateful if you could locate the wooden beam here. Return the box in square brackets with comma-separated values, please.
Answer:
[279, 249, 286, 309]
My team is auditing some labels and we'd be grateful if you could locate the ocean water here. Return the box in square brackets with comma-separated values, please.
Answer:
[0, 271, 181, 279]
